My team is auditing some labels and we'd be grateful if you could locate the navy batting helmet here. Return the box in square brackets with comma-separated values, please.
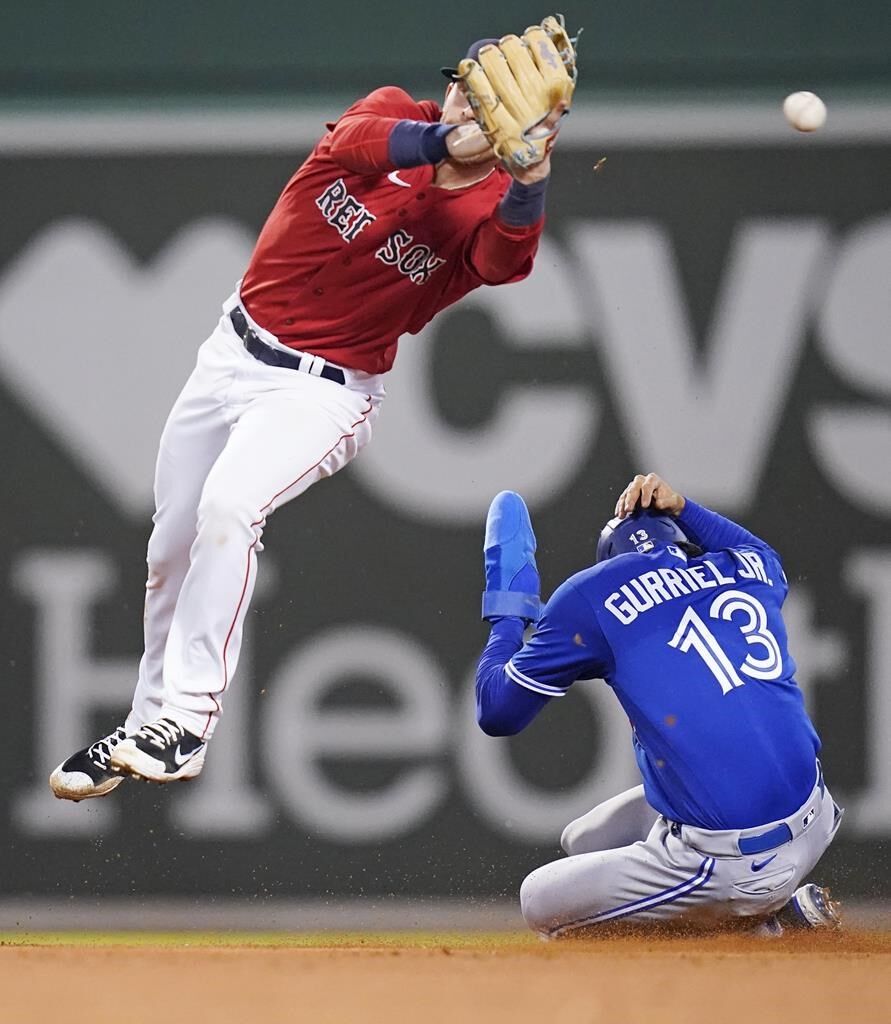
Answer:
[596, 508, 700, 564]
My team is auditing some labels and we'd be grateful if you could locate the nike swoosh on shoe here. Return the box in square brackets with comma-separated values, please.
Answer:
[173, 743, 203, 766]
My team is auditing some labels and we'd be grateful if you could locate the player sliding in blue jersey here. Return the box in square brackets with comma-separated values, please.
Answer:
[476, 472, 843, 936]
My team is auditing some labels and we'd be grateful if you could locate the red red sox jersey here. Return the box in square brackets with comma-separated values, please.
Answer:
[239, 87, 543, 375]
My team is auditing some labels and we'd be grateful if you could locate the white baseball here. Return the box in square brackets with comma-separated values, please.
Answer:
[783, 91, 827, 132]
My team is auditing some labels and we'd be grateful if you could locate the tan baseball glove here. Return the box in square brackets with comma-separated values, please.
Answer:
[457, 15, 579, 172]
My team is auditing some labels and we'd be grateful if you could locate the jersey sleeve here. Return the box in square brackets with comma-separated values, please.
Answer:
[475, 617, 550, 735]
[509, 578, 612, 693]
[678, 499, 773, 554]
[463, 200, 543, 284]
[474, 578, 612, 736]
[678, 499, 787, 599]
[325, 87, 444, 174]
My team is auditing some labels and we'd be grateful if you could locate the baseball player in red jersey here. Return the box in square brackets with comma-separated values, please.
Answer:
[50, 38, 567, 798]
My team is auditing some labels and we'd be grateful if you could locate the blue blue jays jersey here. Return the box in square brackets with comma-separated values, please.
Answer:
[475, 500, 820, 830]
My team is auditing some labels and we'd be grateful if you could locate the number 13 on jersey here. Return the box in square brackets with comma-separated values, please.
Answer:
[668, 590, 783, 695]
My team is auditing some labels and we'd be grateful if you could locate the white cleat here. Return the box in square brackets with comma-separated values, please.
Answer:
[782, 884, 841, 929]
[49, 726, 128, 801]
[110, 718, 206, 784]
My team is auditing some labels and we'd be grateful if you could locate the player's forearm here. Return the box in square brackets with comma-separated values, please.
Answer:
[475, 618, 549, 735]
[467, 192, 544, 284]
[329, 115, 455, 174]
[389, 121, 456, 167]
[498, 177, 549, 226]
[328, 114, 405, 173]
[677, 499, 767, 552]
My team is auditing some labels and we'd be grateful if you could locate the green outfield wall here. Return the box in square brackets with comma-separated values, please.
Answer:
[1, 0, 889, 915]
[6, 0, 891, 103]
[0, 103, 889, 904]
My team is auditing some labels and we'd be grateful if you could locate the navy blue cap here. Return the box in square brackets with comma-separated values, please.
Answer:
[441, 38, 500, 80]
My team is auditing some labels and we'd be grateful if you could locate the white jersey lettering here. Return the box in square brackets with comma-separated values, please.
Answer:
[604, 591, 638, 625]
[376, 230, 446, 285]
[315, 178, 376, 242]
[659, 566, 691, 598]
[704, 559, 736, 586]
[603, 550, 769, 626]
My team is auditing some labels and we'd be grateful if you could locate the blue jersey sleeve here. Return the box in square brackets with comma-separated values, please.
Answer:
[475, 617, 549, 736]
[475, 578, 612, 736]
[679, 499, 771, 553]
[678, 498, 787, 601]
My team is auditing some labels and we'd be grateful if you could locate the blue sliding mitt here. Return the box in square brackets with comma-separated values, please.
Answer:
[482, 490, 541, 624]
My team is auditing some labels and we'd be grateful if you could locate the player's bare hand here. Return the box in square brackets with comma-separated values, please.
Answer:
[615, 473, 686, 519]
[510, 100, 569, 185]
[446, 123, 497, 165]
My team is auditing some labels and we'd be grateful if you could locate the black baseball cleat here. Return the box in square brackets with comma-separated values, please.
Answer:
[110, 717, 206, 783]
[778, 884, 841, 929]
[49, 726, 128, 801]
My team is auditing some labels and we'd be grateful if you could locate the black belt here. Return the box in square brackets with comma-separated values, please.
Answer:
[229, 307, 346, 386]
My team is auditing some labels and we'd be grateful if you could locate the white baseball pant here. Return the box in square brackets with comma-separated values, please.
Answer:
[124, 295, 385, 740]
[520, 765, 842, 936]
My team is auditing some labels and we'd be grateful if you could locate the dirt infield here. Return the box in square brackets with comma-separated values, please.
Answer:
[1, 930, 888, 1024]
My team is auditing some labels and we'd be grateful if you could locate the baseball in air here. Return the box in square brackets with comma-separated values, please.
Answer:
[782, 91, 827, 132]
